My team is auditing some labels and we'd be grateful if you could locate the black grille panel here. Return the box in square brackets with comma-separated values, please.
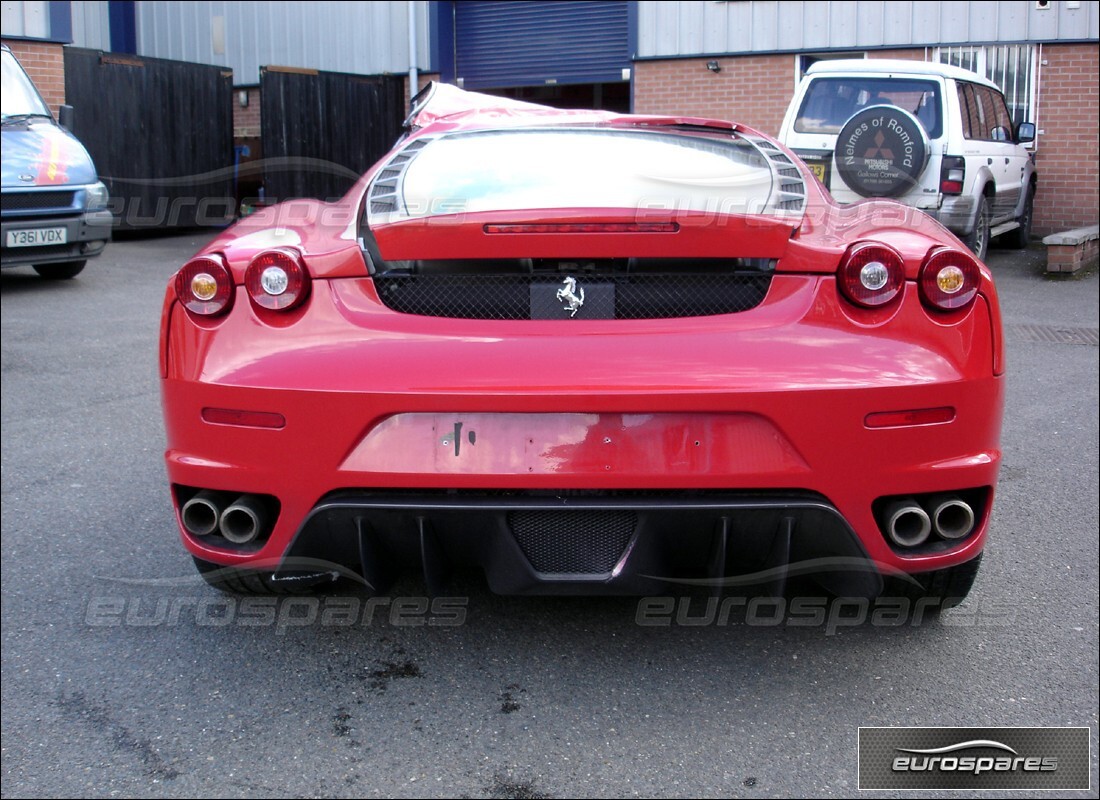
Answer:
[2, 191, 76, 212]
[509, 510, 637, 575]
[373, 273, 772, 320]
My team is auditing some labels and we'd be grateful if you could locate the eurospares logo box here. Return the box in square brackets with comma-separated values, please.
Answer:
[858, 727, 1090, 790]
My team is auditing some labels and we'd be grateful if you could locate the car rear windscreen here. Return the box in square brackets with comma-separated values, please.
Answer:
[395, 128, 780, 218]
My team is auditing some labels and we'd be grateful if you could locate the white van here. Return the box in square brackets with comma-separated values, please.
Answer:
[778, 59, 1036, 260]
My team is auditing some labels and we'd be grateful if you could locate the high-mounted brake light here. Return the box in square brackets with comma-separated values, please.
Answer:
[484, 223, 679, 234]
[175, 255, 233, 316]
[245, 248, 311, 311]
[837, 242, 905, 308]
[919, 247, 981, 312]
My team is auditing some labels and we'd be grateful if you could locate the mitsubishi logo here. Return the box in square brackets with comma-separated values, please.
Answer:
[556, 275, 585, 317]
[864, 130, 895, 159]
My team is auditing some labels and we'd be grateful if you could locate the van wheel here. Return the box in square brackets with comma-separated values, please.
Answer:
[963, 196, 991, 261]
[33, 260, 86, 280]
[1004, 188, 1034, 249]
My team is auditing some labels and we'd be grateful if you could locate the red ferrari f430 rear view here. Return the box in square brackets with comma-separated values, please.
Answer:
[160, 85, 1003, 605]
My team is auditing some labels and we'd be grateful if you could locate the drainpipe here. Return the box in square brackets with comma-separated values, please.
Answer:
[408, 1, 419, 108]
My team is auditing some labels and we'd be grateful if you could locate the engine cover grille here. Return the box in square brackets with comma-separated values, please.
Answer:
[373, 273, 771, 320]
[509, 510, 637, 575]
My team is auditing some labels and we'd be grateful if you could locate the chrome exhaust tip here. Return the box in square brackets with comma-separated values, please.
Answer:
[884, 499, 932, 548]
[931, 496, 976, 540]
[219, 494, 269, 545]
[180, 490, 230, 537]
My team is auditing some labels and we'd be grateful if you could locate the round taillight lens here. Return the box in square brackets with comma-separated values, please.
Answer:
[919, 247, 981, 311]
[175, 255, 233, 316]
[838, 242, 905, 308]
[245, 248, 310, 310]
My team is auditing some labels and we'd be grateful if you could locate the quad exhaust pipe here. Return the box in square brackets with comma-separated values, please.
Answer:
[884, 499, 932, 548]
[930, 495, 976, 540]
[882, 494, 976, 548]
[219, 495, 270, 545]
[180, 490, 271, 545]
[180, 490, 231, 537]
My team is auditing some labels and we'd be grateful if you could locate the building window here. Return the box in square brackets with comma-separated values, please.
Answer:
[935, 45, 1038, 132]
[796, 52, 866, 86]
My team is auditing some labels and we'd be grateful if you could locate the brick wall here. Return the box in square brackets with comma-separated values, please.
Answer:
[633, 45, 1099, 234]
[1045, 237, 1099, 273]
[1031, 43, 1099, 235]
[633, 55, 795, 136]
[233, 87, 262, 138]
[2, 39, 66, 115]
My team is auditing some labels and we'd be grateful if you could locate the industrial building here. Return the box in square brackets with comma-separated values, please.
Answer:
[3, 0, 1097, 233]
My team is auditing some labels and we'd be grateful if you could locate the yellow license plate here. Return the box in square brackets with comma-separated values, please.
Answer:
[806, 161, 827, 182]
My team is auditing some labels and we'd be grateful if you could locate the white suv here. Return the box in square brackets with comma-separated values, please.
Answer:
[778, 59, 1036, 260]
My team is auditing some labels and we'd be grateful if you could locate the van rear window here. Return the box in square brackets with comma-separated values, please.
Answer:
[795, 78, 942, 139]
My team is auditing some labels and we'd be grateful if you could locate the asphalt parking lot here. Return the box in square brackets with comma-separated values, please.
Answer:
[1, 233, 1097, 798]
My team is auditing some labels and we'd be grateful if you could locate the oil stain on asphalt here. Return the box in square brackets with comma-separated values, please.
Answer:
[55, 691, 180, 781]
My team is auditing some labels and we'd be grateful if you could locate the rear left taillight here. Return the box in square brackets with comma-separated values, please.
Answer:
[175, 255, 234, 316]
[940, 156, 965, 195]
[919, 247, 981, 312]
[245, 248, 311, 311]
[837, 242, 905, 308]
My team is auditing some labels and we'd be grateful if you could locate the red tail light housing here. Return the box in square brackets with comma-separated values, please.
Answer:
[920, 247, 981, 312]
[175, 255, 234, 316]
[837, 242, 905, 308]
[245, 248, 310, 311]
[940, 156, 966, 195]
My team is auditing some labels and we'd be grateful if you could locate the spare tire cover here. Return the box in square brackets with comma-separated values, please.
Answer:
[835, 105, 930, 198]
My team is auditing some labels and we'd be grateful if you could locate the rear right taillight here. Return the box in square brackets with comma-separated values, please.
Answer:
[940, 156, 965, 194]
[920, 247, 981, 312]
[245, 248, 310, 311]
[837, 242, 905, 308]
[175, 255, 234, 316]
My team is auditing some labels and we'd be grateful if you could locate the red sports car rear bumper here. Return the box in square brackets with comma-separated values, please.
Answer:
[162, 273, 1003, 594]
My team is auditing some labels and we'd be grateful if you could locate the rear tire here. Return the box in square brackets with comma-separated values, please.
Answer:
[963, 195, 991, 261]
[192, 556, 312, 595]
[1004, 187, 1034, 249]
[33, 260, 86, 280]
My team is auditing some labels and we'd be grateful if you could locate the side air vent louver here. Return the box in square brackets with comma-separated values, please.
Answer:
[743, 134, 807, 214]
[368, 138, 432, 216]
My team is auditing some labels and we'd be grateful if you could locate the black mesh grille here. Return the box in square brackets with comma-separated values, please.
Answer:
[1, 191, 75, 212]
[373, 273, 772, 320]
[509, 510, 637, 575]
